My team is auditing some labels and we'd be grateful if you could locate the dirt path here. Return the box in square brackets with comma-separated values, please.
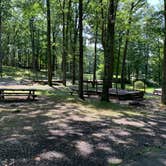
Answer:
[0, 94, 166, 166]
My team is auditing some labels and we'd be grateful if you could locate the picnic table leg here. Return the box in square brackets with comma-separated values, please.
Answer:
[96, 83, 98, 92]
[27, 90, 31, 100]
[32, 90, 35, 100]
[0, 90, 4, 100]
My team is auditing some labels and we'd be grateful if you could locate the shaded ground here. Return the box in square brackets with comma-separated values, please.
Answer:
[0, 89, 166, 166]
[123, 148, 166, 166]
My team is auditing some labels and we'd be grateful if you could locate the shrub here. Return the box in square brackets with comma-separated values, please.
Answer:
[134, 81, 145, 90]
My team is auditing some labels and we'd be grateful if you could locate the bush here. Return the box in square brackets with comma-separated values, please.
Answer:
[134, 81, 145, 90]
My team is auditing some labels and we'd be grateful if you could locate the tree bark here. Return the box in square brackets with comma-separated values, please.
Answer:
[101, 0, 117, 101]
[157, 41, 161, 86]
[115, 32, 123, 88]
[62, 0, 67, 86]
[93, 23, 98, 87]
[29, 18, 36, 71]
[72, 6, 79, 85]
[52, 31, 56, 75]
[162, 0, 166, 104]
[78, 0, 84, 99]
[46, 0, 52, 86]
[0, 0, 3, 77]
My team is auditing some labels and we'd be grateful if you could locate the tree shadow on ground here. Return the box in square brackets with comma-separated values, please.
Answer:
[0, 95, 166, 166]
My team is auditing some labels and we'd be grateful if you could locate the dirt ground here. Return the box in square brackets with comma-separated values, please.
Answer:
[0, 91, 166, 166]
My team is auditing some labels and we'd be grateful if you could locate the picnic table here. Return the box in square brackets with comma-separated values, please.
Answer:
[0, 86, 37, 100]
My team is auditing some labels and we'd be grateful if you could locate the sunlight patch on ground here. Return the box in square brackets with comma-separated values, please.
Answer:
[43, 102, 123, 122]
[124, 111, 143, 116]
[36, 151, 66, 161]
[107, 157, 123, 165]
[113, 118, 145, 127]
[75, 141, 94, 157]
[97, 143, 113, 153]
[78, 103, 123, 118]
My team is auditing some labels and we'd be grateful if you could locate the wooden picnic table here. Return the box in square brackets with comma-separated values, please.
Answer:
[69, 86, 144, 100]
[0, 86, 37, 100]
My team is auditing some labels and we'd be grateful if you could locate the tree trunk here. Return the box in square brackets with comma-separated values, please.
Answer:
[29, 18, 36, 71]
[78, 0, 84, 99]
[0, 0, 3, 77]
[115, 32, 123, 88]
[46, 0, 52, 86]
[93, 23, 98, 87]
[121, 3, 134, 90]
[145, 45, 149, 82]
[36, 29, 40, 71]
[101, 0, 117, 101]
[121, 36, 129, 89]
[157, 42, 161, 86]
[127, 64, 131, 82]
[62, 0, 66, 86]
[72, 6, 79, 85]
[52, 31, 56, 75]
[162, 0, 166, 104]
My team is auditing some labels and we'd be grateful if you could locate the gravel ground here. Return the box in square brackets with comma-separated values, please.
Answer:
[0, 94, 166, 166]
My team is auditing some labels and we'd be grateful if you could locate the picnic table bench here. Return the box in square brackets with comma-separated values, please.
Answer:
[69, 86, 144, 100]
[69, 87, 99, 96]
[109, 88, 144, 100]
[0, 88, 37, 100]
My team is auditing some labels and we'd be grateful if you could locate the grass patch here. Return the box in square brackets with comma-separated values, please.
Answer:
[36, 86, 147, 119]
[2, 66, 49, 81]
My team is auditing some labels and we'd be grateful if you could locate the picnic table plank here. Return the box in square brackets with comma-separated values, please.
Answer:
[0, 87, 37, 100]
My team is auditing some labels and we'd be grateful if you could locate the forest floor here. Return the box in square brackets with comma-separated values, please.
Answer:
[0, 82, 166, 166]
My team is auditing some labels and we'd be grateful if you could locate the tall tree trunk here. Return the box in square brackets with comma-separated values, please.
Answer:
[29, 18, 36, 71]
[93, 23, 98, 87]
[145, 45, 149, 82]
[52, 31, 56, 75]
[162, 0, 166, 104]
[157, 41, 161, 86]
[78, 0, 84, 99]
[47, 0, 52, 86]
[36, 29, 40, 70]
[66, 0, 72, 69]
[158, 51, 161, 86]
[62, 0, 66, 86]
[115, 32, 123, 88]
[121, 35, 129, 89]
[121, 2, 135, 89]
[101, 0, 117, 101]
[127, 64, 131, 82]
[0, 0, 3, 77]
[72, 8, 79, 85]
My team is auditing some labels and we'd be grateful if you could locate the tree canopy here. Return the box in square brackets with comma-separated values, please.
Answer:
[0, 0, 165, 102]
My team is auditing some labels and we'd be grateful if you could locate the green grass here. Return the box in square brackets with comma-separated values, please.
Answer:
[2, 66, 47, 80]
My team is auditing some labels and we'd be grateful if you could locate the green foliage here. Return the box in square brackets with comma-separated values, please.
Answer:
[134, 81, 145, 90]
[0, 0, 164, 87]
